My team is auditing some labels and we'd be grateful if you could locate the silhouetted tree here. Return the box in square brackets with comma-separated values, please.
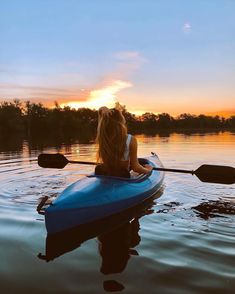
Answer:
[24, 101, 48, 135]
[0, 99, 24, 134]
[156, 113, 174, 129]
[123, 111, 140, 131]
[226, 116, 235, 128]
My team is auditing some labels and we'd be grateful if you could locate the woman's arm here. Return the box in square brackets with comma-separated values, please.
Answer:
[129, 136, 153, 174]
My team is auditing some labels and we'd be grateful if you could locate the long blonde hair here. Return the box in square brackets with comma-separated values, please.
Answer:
[96, 106, 127, 170]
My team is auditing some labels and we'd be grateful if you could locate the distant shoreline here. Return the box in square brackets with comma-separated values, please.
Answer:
[0, 100, 234, 139]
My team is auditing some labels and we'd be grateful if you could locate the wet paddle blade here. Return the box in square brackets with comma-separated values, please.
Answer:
[38, 153, 69, 169]
[194, 164, 235, 184]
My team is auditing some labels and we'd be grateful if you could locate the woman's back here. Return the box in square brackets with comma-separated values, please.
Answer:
[95, 105, 152, 177]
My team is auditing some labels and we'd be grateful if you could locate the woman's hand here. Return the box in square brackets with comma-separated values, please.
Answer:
[144, 164, 153, 173]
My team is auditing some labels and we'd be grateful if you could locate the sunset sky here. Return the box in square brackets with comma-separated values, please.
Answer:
[0, 0, 234, 116]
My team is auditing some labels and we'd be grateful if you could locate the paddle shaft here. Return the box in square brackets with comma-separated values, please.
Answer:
[72, 161, 194, 173]
[69, 160, 97, 165]
[153, 167, 193, 174]
[70, 160, 194, 173]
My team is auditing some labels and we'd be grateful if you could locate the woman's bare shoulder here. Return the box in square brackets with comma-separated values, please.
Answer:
[130, 135, 137, 143]
[129, 135, 137, 151]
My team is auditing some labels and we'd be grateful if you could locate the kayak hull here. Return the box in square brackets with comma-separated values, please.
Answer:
[45, 154, 164, 234]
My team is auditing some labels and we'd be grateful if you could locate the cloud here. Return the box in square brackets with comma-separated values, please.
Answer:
[114, 51, 141, 60]
[0, 83, 88, 104]
[0, 77, 133, 109]
[109, 50, 147, 80]
[0, 49, 145, 108]
[114, 50, 147, 64]
[183, 22, 192, 33]
[60, 80, 132, 109]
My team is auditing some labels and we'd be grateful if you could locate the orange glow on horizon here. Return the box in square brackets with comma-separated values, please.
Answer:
[129, 109, 161, 116]
[206, 110, 235, 118]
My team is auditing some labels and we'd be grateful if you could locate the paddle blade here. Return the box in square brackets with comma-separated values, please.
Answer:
[38, 153, 69, 169]
[194, 164, 235, 185]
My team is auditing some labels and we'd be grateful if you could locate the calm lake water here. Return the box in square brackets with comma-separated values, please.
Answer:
[0, 131, 235, 293]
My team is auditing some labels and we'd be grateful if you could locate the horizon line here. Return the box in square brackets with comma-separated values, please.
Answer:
[0, 98, 234, 119]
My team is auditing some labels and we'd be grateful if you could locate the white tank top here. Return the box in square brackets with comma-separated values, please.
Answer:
[123, 134, 132, 161]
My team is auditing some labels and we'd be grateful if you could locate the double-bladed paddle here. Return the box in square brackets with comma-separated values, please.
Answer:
[38, 153, 235, 185]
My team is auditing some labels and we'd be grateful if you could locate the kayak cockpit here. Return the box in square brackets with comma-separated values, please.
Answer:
[87, 157, 158, 182]
[87, 172, 149, 182]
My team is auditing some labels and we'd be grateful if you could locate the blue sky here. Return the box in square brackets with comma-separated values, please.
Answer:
[0, 0, 234, 115]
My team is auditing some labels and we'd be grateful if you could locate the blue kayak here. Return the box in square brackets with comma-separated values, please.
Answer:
[45, 153, 164, 234]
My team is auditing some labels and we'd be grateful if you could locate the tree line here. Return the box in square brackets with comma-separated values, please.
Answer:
[0, 100, 234, 138]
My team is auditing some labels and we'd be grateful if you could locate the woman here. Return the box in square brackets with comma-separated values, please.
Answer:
[95, 104, 153, 177]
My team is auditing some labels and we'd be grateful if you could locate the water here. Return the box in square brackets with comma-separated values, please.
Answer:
[0, 131, 235, 293]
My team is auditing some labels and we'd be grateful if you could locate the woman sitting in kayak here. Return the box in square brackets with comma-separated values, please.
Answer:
[95, 103, 153, 178]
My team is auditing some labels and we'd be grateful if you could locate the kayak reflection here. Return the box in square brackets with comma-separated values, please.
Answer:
[38, 191, 162, 264]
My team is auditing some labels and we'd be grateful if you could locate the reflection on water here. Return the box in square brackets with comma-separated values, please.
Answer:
[38, 195, 158, 292]
[99, 219, 140, 292]
[193, 200, 235, 220]
[0, 131, 235, 293]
